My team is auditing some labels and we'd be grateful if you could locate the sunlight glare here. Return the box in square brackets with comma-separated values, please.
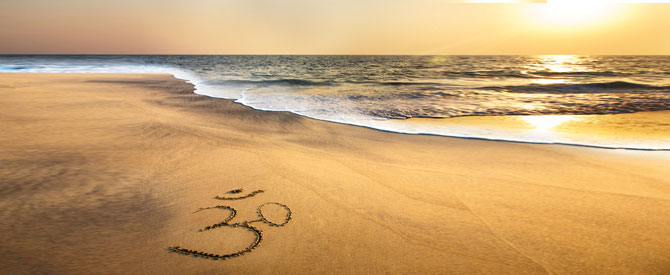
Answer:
[536, 55, 583, 72]
[522, 115, 576, 131]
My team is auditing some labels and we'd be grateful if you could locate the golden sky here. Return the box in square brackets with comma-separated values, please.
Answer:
[0, 0, 668, 54]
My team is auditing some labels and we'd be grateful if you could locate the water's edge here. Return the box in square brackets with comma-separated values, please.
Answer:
[168, 73, 669, 151]
[2, 67, 668, 151]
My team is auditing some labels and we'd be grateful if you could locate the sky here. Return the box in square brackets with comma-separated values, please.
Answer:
[0, 0, 668, 55]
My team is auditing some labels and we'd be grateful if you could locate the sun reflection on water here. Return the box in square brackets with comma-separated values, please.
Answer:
[522, 115, 576, 131]
[535, 55, 586, 73]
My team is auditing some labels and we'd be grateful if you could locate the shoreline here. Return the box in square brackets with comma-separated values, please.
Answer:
[128, 71, 670, 151]
[1, 65, 668, 150]
[1, 73, 669, 274]
[186, 73, 670, 151]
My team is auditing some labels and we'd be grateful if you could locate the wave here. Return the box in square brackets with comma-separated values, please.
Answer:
[483, 81, 670, 93]
[0, 65, 43, 70]
[209, 79, 457, 88]
[528, 71, 627, 77]
[442, 70, 534, 79]
[439, 70, 633, 79]
[209, 79, 336, 87]
[371, 81, 448, 86]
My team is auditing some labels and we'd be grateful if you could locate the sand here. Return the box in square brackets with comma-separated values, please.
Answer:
[0, 73, 669, 274]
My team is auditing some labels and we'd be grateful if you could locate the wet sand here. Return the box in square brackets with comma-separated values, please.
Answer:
[390, 111, 670, 150]
[1, 73, 669, 274]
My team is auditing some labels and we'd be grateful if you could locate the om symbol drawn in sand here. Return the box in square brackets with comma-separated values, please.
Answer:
[168, 189, 292, 260]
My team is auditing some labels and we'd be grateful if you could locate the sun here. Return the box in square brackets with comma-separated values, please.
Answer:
[526, 0, 620, 29]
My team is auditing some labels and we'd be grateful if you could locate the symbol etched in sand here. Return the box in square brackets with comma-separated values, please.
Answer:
[215, 189, 265, 200]
[168, 189, 292, 260]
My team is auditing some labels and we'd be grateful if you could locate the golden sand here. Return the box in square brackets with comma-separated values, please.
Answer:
[0, 74, 669, 274]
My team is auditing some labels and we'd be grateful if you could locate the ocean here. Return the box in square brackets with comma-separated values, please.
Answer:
[1, 55, 669, 149]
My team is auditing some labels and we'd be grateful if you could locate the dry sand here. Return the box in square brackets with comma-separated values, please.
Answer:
[0, 73, 669, 274]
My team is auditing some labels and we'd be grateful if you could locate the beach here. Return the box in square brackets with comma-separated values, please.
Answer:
[1, 73, 669, 274]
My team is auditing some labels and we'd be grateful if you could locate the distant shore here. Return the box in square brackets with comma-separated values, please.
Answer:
[1, 73, 669, 274]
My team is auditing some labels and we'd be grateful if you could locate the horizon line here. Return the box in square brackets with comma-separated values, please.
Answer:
[1, 53, 669, 56]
